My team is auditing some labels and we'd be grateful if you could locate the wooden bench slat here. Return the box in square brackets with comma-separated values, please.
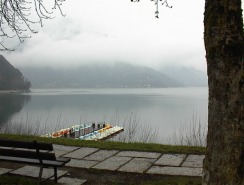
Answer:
[0, 148, 56, 160]
[0, 156, 70, 167]
[0, 155, 40, 164]
[56, 157, 71, 163]
[0, 139, 53, 151]
[42, 159, 70, 167]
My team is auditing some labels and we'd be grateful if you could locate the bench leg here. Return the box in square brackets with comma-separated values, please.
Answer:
[38, 165, 43, 185]
[54, 167, 58, 183]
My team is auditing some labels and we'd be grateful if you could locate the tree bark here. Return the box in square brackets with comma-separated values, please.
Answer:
[203, 0, 244, 184]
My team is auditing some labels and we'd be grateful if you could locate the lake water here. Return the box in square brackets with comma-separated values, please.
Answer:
[0, 87, 208, 143]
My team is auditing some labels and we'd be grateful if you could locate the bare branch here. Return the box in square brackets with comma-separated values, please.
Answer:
[0, 0, 65, 50]
[0, 41, 14, 50]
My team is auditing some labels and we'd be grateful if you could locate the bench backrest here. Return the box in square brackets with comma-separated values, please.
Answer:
[0, 139, 53, 151]
[0, 139, 56, 162]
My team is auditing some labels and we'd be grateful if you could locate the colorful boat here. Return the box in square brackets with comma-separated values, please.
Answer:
[41, 122, 124, 141]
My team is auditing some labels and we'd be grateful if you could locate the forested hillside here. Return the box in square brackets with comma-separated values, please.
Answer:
[0, 55, 31, 91]
[19, 63, 182, 88]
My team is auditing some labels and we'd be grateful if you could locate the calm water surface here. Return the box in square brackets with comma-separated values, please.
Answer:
[0, 87, 208, 142]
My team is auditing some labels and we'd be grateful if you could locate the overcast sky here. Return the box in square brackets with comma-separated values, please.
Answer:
[4, 0, 210, 71]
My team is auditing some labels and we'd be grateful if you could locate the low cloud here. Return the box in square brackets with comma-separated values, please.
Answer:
[5, 0, 207, 71]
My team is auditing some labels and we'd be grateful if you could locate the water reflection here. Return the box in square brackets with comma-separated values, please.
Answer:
[0, 94, 31, 125]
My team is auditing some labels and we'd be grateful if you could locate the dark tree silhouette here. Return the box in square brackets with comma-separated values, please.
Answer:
[0, 0, 65, 50]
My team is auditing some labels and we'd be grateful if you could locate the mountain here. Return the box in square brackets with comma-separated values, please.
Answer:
[19, 63, 183, 88]
[0, 55, 31, 91]
[160, 66, 208, 87]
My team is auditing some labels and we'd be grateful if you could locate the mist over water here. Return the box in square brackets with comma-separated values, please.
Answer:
[1, 87, 208, 142]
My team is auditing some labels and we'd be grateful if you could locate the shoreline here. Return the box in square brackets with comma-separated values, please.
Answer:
[0, 90, 31, 94]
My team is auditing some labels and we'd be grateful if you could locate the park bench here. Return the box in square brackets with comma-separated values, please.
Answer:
[0, 138, 71, 184]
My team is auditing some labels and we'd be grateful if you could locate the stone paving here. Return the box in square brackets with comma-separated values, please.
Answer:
[0, 168, 12, 175]
[10, 165, 68, 179]
[0, 144, 205, 184]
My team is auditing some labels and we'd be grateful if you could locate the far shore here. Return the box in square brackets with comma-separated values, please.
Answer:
[0, 90, 31, 94]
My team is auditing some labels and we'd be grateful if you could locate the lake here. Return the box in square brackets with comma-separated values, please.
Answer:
[0, 87, 208, 144]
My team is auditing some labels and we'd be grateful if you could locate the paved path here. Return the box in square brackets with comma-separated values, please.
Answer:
[0, 144, 204, 184]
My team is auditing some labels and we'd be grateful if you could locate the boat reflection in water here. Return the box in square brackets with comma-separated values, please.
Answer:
[41, 121, 124, 141]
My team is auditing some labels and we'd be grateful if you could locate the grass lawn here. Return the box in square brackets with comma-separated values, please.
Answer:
[0, 133, 205, 154]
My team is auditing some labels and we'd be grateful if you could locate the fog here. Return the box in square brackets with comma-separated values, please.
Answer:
[3, 0, 208, 71]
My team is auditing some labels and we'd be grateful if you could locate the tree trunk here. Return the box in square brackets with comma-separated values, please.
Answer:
[203, 0, 244, 184]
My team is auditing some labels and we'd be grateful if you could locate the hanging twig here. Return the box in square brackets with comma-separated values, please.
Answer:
[131, 0, 172, 18]
[0, 0, 65, 50]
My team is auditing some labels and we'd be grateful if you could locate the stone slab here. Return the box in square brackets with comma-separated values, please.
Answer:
[66, 159, 98, 168]
[0, 168, 12, 175]
[182, 155, 205, 168]
[93, 156, 132, 171]
[58, 177, 86, 185]
[53, 144, 80, 152]
[52, 150, 70, 157]
[84, 150, 118, 161]
[116, 151, 161, 159]
[154, 154, 186, 166]
[52, 145, 80, 157]
[63, 147, 99, 159]
[10, 165, 68, 179]
[118, 158, 155, 173]
[147, 166, 202, 177]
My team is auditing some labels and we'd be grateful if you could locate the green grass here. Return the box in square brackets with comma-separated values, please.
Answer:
[0, 133, 205, 154]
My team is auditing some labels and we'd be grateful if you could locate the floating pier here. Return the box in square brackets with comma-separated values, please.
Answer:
[41, 122, 124, 141]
